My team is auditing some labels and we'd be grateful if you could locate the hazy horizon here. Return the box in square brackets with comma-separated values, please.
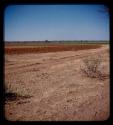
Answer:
[5, 40, 109, 42]
[4, 5, 109, 41]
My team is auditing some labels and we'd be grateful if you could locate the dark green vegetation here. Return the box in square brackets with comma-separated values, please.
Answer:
[5, 40, 109, 46]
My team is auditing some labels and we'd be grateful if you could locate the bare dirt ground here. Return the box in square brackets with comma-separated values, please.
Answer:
[5, 45, 110, 121]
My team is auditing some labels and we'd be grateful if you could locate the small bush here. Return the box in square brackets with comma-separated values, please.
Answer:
[80, 55, 108, 80]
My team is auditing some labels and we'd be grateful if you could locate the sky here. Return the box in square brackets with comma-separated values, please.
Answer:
[4, 5, 109, 41]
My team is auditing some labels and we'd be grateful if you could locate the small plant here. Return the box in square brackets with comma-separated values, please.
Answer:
[80, 54, 107, 80]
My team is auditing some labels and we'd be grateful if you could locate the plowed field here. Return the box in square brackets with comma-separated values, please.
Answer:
[5, 44, 101, 54]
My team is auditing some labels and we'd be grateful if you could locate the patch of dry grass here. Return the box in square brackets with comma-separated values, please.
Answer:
[80, 54, 109, 80]
[5, 81, 31, 102]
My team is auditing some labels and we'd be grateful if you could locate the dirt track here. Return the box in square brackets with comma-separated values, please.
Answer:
[5, 45, 110, 121]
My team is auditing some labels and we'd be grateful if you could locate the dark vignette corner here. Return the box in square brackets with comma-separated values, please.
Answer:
[0, 0, 112, 124]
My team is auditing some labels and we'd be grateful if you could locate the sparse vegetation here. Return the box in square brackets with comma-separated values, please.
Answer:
[5, 81, 31, 102]
[80, 55, 109, 80]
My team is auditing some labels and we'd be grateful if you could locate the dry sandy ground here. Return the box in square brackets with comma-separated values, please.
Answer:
[5, 45, 110, 121]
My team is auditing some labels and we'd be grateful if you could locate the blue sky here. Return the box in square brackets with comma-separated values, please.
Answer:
[4, 5, 109, 41]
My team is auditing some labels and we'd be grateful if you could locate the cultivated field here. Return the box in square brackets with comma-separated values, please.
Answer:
[5, 43, 110, 121]
[5, 44, 102, 54]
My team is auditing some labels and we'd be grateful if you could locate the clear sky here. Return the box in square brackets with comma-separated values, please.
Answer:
[4, 5, 109, 41]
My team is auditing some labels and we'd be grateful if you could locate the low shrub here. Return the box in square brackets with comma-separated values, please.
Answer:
[80, 54, 108, 80]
